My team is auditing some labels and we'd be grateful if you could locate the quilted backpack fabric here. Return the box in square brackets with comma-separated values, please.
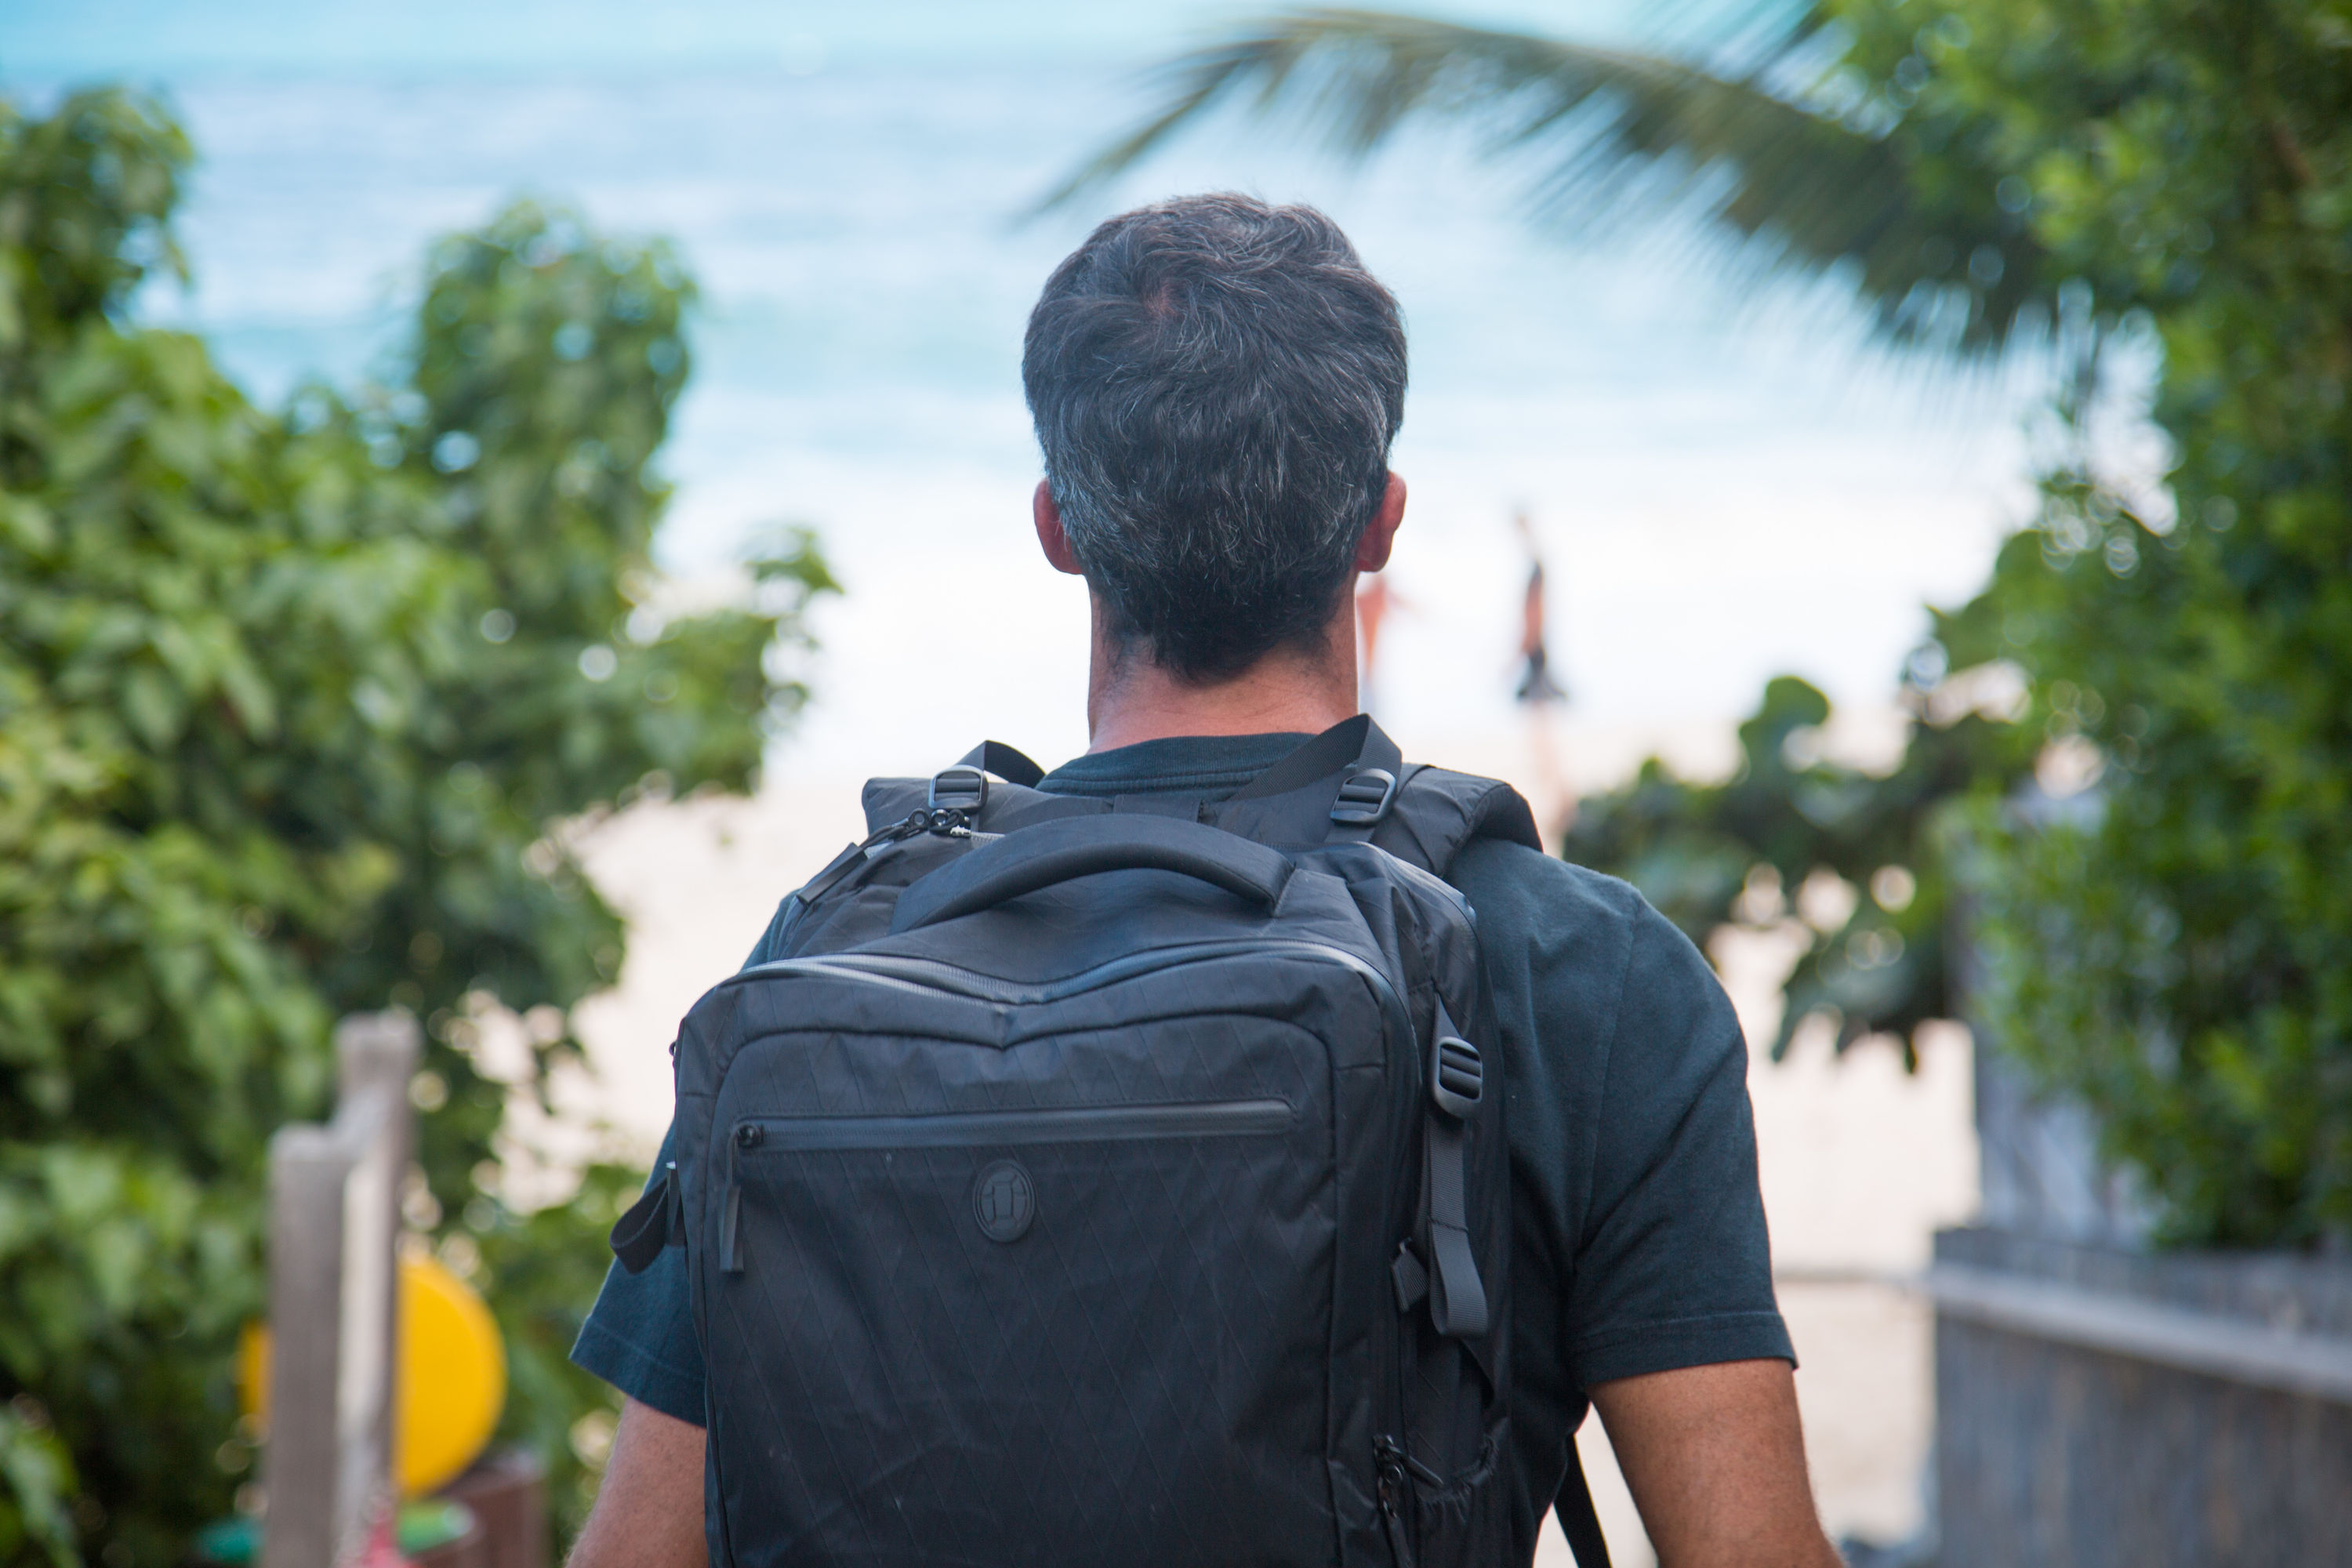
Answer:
[613, 719, 1553, 1567]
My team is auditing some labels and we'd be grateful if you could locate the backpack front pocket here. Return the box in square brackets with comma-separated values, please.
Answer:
[705, 1031, 1345, 1568]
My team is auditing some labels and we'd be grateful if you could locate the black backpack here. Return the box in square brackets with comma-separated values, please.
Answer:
[615, 718, 1610, 1567]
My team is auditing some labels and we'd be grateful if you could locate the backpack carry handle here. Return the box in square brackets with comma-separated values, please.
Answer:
[891, 813, 1294, 932]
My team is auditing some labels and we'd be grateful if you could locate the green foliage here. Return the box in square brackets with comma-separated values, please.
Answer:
[1562, 648, 2023, 1067]
[0, 92, 189, 355]
[470, 1164, 650, 1544]
[1823, 0, 2352, 1247]
[1103, 1, 2352, 1244]
[0, 1404, 78, 1568]
[1564, 666, 2033, 1066]
[0, 88, 836, 1560]
[1047, 5, 2056, 357]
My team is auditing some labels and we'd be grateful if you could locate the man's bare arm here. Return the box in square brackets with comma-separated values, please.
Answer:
[569, 1365, 1829, 1567]
[1590, 1358, 1839, 1568]
[567, 1398, 706, 1568]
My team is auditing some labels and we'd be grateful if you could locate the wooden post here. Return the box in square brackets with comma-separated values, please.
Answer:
[262, 1012, 419, 1568]
[435, 1453, 547, 1568]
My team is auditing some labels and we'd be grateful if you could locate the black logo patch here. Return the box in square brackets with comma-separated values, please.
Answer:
[971, 1159, 1035, 1243]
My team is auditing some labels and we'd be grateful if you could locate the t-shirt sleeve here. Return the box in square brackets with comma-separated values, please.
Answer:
[570, 1120, 708, 1425]
[568, 899, 800, 1423]
[1562, 892, 1793, 1389]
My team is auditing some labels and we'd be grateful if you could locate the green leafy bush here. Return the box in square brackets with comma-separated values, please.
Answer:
[1564, 654, 2034, 1068]
[0, 89, 835, 1562]
[1837, 1, 2352, 1247]
[1569, 0, 2352, 1246]
[470, 1164, 654, 1544]
[0, 1406, 78, 1568]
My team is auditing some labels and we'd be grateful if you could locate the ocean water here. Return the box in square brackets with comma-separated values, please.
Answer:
[4, 0, 2038, 779]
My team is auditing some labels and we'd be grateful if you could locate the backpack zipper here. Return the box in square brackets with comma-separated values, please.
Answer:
[789, 805, 982, 907]
[718, 1097, 1294, 1272]
[1375, 1436, 1418, 1568]
[717, 939, 1410, 1269]
[736, 936, 1406, 1017]
[731, 1098, 1294, 1152]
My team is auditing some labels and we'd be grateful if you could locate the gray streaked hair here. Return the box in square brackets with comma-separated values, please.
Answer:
[1022, 194, 1406, 683]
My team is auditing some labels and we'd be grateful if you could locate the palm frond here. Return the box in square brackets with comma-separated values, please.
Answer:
[1040, 8, 2053, 358]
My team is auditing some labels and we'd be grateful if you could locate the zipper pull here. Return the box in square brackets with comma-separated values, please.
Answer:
[798, 809, 975, 906]
[720, 1123, 761, 1274]
[1376, 1436, 1417, 1568]
[719, 1184, 742, 1274]
[791, 815, 924, 906]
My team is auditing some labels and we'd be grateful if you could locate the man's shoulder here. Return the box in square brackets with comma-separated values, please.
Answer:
[1447, 832, 1658, 946]
[1446, 833, 1732, 1070]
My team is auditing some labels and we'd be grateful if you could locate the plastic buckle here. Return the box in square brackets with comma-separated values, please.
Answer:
[928, 765, 988, 816]
[1329, 767, 1399, 827]
[1431, 1035, 1483, 1120]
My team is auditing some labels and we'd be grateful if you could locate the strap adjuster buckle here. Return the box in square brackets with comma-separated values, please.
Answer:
[1330, 766, 1399, 827]
[1432, 1035, 1483, 1119]
[928, 765, 988, 815]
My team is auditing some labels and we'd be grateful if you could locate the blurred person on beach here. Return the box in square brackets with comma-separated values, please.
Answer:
[1512, 509, 1573, 831]
[1514, 510, 1566, 707]
[1355, 570, 1406, 715]
[564, 194, 1836, 1568]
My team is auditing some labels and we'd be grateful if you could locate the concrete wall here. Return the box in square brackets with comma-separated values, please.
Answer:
[1933, 1227, 2352, 1568]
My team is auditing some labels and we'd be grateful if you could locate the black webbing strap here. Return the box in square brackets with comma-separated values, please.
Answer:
[1221, 714, 1396, 803]
[1555, 1436, 1613, 1568]
[1110, 793, 1204, 820]
[1425, 1116, 1487, 1336]
[1423, 998, 1489, 1338]
[956, 740, 1047, 788]
[1214, 715, 1405, 845]
[609, 1163, 682, 1275]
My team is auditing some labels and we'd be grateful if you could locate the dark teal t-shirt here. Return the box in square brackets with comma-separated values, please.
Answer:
[571, 733, 1792, 1555]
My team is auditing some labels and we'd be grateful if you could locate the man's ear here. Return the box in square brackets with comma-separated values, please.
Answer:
[1033, 481, 1085, 576]
[1354, 472, 1407, 573]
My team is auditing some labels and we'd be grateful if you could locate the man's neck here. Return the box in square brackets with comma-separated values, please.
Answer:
[1083, 605, 1359, 753]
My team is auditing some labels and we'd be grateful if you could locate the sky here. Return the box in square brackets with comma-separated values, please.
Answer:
[4, 0, 1670, 77]
[1, 0, 2060, 780]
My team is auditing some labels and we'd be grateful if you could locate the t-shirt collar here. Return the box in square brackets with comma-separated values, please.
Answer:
[1036, 731, 1314, 800]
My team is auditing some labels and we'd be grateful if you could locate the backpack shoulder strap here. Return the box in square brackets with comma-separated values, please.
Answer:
[862, 726, 1544, 893]
[1555, 1438, 1613, 1567]
[1207, 714, 1399, 844]
[1207, 716, 1543, 879]
[1377, 764, 1543, 879]
[955, 739, 1046, 788]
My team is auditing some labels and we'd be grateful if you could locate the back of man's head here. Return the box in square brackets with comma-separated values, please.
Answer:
[1023, 194, 1406, 684]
